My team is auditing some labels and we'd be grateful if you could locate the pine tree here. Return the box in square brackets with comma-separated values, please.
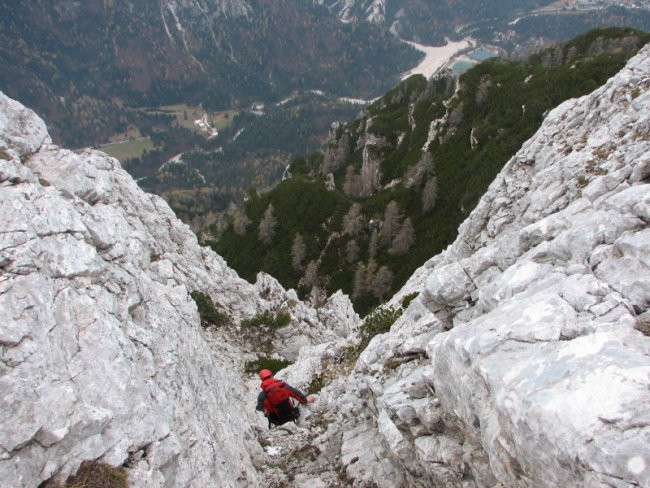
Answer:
[258, 203, 276, 244]
[389, 217, 415, 255]
[342, 203, 364, 237]
[291, 232, 306, 271]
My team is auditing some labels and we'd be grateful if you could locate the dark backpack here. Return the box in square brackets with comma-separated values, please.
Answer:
[262, 380, 300, 425]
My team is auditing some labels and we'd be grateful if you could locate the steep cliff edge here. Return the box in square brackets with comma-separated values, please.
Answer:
[0, 92, 356, 486]
[313, 45, 650, 487]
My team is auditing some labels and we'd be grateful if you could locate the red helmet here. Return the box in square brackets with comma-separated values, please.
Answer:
[259, 369, 273, 380]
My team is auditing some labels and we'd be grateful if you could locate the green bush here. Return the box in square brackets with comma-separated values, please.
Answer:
[305, 375, 325, 395]
[346, 306, 404, 359]
[361, 306, 403, 338]
[244, 357, 293, 375]
[190, 291, 230, 327]
[401, 292, 420, 309]
[241, 310, 291, 329]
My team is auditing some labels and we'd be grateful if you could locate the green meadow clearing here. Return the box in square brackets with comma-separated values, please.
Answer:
[101, 138, 154, 162]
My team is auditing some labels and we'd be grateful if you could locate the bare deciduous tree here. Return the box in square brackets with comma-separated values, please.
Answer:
[291, 232, 306, 271]
[342, 203, 364, 237]
[372, 265, 393, 301]
[389, 217, 415, 255]
[343, 166, 361, 198]
[364, 258, 378, 292]
[352, 263, 366, 300]
[232, 209, 251, 236]
[368, 229, 379, 259]
[258, 203, 276, 244]
[404, 152, 434, 188]
[422, 176, 438, 212]
[380, 200, 401, 247]
[303, 260, 319, 290]
[346, 239, 360, 264]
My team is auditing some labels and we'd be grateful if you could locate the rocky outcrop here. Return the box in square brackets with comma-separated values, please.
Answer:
[322, 122, 353, 175]
[359, 133, 383, 197]
[251, 274, 359, 360]
[317, 45, 650, 487]
[0, 92, 356, 486]
[0, 92, 262, 487]
[317, 0, 385, 24]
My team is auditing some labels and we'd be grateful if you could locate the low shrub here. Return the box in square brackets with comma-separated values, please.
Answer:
[346, 306, 404, 360]
[360, 306, 403, 338]
[305, 375, 325, 395]
[400, 292, 419, 309]
[241, 310, 291, 329]
[190, 291, 230, 327]
[244, 357, 293, 375]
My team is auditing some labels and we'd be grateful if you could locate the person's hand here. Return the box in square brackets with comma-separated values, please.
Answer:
[306, 396, 316, 403]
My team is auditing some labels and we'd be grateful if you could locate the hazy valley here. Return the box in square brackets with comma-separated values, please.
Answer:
[3, 0, 649, 226]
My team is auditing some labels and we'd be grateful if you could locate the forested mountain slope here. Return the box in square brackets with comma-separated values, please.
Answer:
[213, 28, 649, 314]
[0, 0, 419, 148]
[318, 0, 547, 43]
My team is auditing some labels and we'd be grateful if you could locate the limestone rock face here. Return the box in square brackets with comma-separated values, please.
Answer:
[0, 91, 356, 486]
[251, 274, 360, 360]
[0, 92, 262, 487]
[320, 45, 650, 487]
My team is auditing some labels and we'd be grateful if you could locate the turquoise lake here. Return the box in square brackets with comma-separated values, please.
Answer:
[468, 47, 498, 62]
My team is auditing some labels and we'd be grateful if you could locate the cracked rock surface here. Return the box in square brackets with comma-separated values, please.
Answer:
[313, 45, 650, 487]
[0, 90, 355, 487]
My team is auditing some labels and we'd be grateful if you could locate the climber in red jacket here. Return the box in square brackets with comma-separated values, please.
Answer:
[255, 369, 315, 427]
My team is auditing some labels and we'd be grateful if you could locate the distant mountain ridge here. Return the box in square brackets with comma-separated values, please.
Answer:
[318, 0, 650, 52]
[317, 0, 547, 43]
